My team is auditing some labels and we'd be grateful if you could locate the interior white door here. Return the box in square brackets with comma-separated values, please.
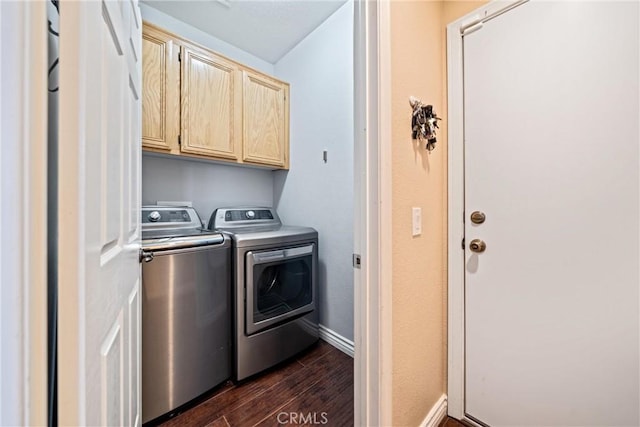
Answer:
[58, 1, 142, 426]
[463, 1, 639, 426]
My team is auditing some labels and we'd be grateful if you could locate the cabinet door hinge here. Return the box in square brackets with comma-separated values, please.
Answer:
[178, 51, 181, 62]
[178, 135, 181, 145]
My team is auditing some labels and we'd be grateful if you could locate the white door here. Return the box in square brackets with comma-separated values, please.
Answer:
[464, 1, 639, 426]
[58, 1, 142, 426]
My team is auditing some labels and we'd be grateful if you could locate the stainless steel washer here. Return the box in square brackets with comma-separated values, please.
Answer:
[209, 207, 319, 381]
[141, 206, 231, 423]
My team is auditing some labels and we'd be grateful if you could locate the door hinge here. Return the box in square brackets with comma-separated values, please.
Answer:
[460, 0, 528, 36]
[461, 237, 465, 250]
[353, 254, 362, 269]
[178, 135, 181, 145]
[461, 19, 483, 36]
[178, 51, 181, 62]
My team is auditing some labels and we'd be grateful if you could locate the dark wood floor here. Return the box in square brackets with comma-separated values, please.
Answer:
[439, 416, 467, 427]
[154, 341, 353, 427]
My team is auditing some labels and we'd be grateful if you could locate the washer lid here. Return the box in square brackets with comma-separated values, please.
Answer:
[142, 227, 214, 240]
[142, 232, 227, 251]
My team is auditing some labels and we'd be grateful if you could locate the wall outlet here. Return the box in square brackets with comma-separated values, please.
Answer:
[412, 207, 422, 236]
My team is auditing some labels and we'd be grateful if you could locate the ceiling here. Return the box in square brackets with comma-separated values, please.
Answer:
[141, 0, 347, 63]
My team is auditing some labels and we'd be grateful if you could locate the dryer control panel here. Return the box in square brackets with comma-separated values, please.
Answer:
[209, 207, 281, 230]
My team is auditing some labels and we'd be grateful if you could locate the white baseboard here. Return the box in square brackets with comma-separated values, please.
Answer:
[318, 324, 354, 357]
[420, 394, 448, 427]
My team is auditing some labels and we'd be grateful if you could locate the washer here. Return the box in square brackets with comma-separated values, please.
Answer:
[141, 206, 231, 423]
[209, 207, 319, 381]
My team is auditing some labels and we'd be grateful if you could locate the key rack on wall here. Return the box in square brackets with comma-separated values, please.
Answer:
[410, 96, 441, 152]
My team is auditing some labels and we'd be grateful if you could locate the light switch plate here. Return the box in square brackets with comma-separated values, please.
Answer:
[412, 207, 422, 236]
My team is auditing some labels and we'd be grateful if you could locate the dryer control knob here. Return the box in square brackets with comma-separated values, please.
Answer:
[246, 210, 256, 219]
[148, 211, 161, 222]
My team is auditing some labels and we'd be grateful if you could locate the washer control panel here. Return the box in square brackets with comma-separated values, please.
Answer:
[143, 209, 192, 224]
[141, 205, 204, 232]
[148, 211, 162, 222]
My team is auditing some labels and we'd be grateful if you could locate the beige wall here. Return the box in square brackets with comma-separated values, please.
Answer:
[390, 2, 445, 425]
[390, 1, 487, 425]
[443, 0, 489, 26]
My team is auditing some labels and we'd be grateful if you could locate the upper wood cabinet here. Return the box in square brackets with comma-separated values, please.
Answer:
[181, 46, 241, 160]
[141, 24, 179, 151]
[141, 22, 290, 170]
[242, 70, 289, 169]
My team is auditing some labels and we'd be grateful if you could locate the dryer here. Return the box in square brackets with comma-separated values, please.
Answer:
[209, 207, 319, 381]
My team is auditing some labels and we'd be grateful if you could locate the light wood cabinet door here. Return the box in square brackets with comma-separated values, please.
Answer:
[180, 46, 241, 160]
[141, 23, 290, 169]
[242, 70, 289, 169]
[141, 24, 179, 151]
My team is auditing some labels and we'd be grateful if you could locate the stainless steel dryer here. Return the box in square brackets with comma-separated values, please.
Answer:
[141, 206, 231, 423]
[209, 207, 319, 381]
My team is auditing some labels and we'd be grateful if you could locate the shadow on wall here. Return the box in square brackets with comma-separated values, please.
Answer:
[412, 137, 432, 172]
[141, 154, 274, 221]
[317, 260, 327, 326]
[270, 0, 355, 341]
[272, 169, 287, 210]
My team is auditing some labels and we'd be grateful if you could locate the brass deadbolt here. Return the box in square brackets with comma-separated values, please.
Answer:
[470, 211, 486, 224]
[469, 239, 486, 253]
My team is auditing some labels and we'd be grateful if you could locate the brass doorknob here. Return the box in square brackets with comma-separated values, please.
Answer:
[469, 239, 486, 253]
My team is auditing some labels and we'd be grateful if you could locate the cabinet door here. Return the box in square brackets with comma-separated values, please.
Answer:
[242, 71, 289, 169]
[142, 24, 179, 151]
[181, 46, 240, 160]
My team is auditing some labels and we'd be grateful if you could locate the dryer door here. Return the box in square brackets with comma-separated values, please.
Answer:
[245, 244, 316, 335]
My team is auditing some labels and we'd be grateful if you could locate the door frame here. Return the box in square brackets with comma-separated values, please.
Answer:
[0, 0, 391, 424]
[0, 1, 49, 425]
[446, 0, 528, 421]
[354, 0, 393, 425]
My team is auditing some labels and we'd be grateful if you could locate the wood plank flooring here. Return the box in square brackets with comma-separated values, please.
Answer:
[439, 416, 468, 427]
[152, 341, 353, 427]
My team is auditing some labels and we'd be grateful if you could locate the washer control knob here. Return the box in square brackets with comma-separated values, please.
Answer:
[246, 210, 256, 219]
[148, 211, 161, 222]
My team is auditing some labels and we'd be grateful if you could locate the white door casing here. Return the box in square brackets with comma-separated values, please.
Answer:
[0, 1, 48, 425]
[353, 0, 393, 425]
[449, 1, 639, 425]
[58, 1, 142, 426]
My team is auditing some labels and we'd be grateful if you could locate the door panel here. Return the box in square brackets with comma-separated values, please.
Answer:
[463, 2, 639, 426]
[58, 1, 142, 425]
[242, 71, 288, 168]
[100, 318, 123, 427]
[104, 28, 124, 251]
[129, 17, 142, 241]
[127, 284, 140, 427]
[181, 46, 240, 159]
[141, 25, 179, 151]
[245, 245, 315, 335]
